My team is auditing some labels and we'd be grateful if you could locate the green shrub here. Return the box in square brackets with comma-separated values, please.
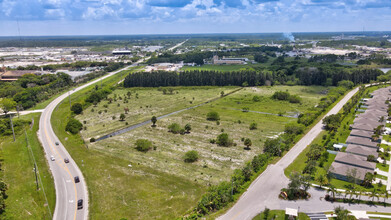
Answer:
[71, 103, 83, 114]
[168, 123, 182, 134]
[184, 150, 199, 163]
[252, 95, 261, 102]
[216, 133, 232, 147]
[134, 139, 152, 152]
[271, 91, 290, 101]
[206, 111, 220, 121]
[90, 137, 95, 142]
[65, 118, 83, 134]
[288, 95, 302, 103]
[249, 122, 258, 130]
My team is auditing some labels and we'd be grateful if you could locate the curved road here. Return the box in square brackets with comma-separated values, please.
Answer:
[37, 39, 187, 220]
[37, 64, 137, 220]
[218, 86, 361, 220]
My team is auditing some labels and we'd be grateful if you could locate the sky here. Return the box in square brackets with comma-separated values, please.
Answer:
[0, 0, 390, 36]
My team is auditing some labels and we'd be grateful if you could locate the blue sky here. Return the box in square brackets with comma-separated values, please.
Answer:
[0, 0, 390, 36]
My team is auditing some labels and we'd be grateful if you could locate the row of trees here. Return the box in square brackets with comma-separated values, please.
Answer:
[123, 68, 382, 89]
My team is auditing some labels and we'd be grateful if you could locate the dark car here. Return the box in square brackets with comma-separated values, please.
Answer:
[64, 158, 69, 163]
[55, 142, 59, 146]
[74, 176, 80, 183]
[77, 199, 83, 210]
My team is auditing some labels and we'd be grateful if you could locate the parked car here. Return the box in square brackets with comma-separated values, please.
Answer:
[74, 176, 80, 183]
[77, 199, 83, 209]
[55, 142, 59, 146]
[50, 156, 55, 161]
[64, 158, 69, 163]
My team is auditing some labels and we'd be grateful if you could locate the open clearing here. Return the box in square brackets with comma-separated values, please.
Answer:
[77, 86, 238, 139]
[89, 86, 328, 186]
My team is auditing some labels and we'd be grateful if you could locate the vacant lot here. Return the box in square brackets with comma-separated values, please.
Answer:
[91, 86, 327, 185]
[77, 86, 238, 139]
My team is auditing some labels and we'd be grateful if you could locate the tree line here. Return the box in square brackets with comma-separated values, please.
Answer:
[123, 68, 383, 88]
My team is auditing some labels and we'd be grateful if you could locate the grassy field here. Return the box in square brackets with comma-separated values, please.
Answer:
[77, 86, 239, 139]
[182, 64, 252, 72]
[51, 69, 206, 219]
[0, 113, 55, 219]
[91, 86, 326, 186]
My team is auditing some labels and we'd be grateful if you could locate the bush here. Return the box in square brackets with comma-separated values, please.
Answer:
[206, 111, 220, 121]
[90, 137, 95, 142]
[216, 133, 232, 147]
[249, 122, 258, 130]
[65, 118, 83, 134]
[252, 95, 261, 102]
[168, 123, 182, 134]
[71, 103, 83, 114]
[184, 150, 199, 163]
[288, 95, 302, 103]
[135, 139, 152, 152]
[271, 91, 290, 101]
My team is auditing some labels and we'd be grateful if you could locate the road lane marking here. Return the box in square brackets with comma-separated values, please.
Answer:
[44, 111, 78, 220]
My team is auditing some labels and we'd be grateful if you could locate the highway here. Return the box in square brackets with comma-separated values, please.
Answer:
[37, 39, 187, 220]
[218, 87, 361, 220]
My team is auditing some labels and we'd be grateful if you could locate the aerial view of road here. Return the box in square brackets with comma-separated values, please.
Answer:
[219, 87, 361, 220]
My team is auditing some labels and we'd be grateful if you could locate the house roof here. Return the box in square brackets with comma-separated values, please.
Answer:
[351, 123, 377, 132]
[346, 144, 379, 158]
[330, 162, 374, 181]
[349, 129, 374, 139]
[334, 152, 376, 170]
[365, 109, 388, 117]
[346, 136, 378, 148]
[353, 118, 382, 127]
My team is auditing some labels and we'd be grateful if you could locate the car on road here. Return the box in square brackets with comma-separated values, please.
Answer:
[55, 142, 59, 146]
[77, 199, 83, 209]
[74, 176, 80, 183]
[50, 155, 55, 161]
[64, 158, 69, 163]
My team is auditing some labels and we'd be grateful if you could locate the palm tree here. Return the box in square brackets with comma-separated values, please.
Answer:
[327, 185, 338, 201]
[316, 174, 328, 188]
[383, 189, 389, 205]
[369, 188, 379, 202]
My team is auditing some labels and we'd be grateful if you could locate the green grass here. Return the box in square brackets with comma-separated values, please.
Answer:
[377, 163, 390, 172]
[252, 210, 310, 220]
[91, 86, 325, 185]
[367, 211, 391, 215]
[51, 68, 205, 219]
[0, 113, 55, 219]
[77, 86, 239, 139]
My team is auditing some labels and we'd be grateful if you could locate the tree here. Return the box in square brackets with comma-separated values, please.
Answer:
[369, 188, 379, 202]
[244, 138, 252, 150]
[134, 139, 152, 152]
[0, 98, 16, 114]
[363, 172, 374, 188]
[184, 150, 199, 163]
[287, 172, 302, 199]
[383, 189, 389, 204]
[206, 111, 220, 121]
[71, 103, 83, 114]
[216, 133, 231, 147]
[120, 113, 125, 121]
[151, 116, 157, 127]
[124, 107, 129, 114]
[316, 174, 328, 187]
[334, 206, 349, 220]
[184, 124, 192, 133]
[263, 138, 282, 156]
[249, 122, 257, 130]
[284, 122, 305, 135]
[327, 185, 338, 201]
[65, 118, 83, 134]
[220, 91, 224, 97]
[300, 174, 312, 193]
[323, 114, 341, 131]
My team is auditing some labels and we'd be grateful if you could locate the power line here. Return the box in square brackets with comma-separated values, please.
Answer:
[24, 128, 53, 218]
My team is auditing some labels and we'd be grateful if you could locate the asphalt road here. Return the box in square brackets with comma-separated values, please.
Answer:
[37, 64, 137, 220]
[218, 87, 361, 220]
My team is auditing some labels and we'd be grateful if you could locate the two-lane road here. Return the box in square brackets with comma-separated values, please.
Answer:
[38, 64, 137, 220]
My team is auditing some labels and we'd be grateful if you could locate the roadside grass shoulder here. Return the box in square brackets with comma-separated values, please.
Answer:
[252, 210, 310, 220]
[0, 113, 55, 219]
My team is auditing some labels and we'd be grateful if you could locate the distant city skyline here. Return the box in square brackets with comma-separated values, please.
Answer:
[0, 0, 390, 36]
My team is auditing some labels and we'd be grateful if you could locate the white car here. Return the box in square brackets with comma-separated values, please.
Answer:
[50, 155, 55, 161]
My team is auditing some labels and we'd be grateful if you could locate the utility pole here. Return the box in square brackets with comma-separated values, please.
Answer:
[9, 114, 15, 142]
[25, 129, 39, 191]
